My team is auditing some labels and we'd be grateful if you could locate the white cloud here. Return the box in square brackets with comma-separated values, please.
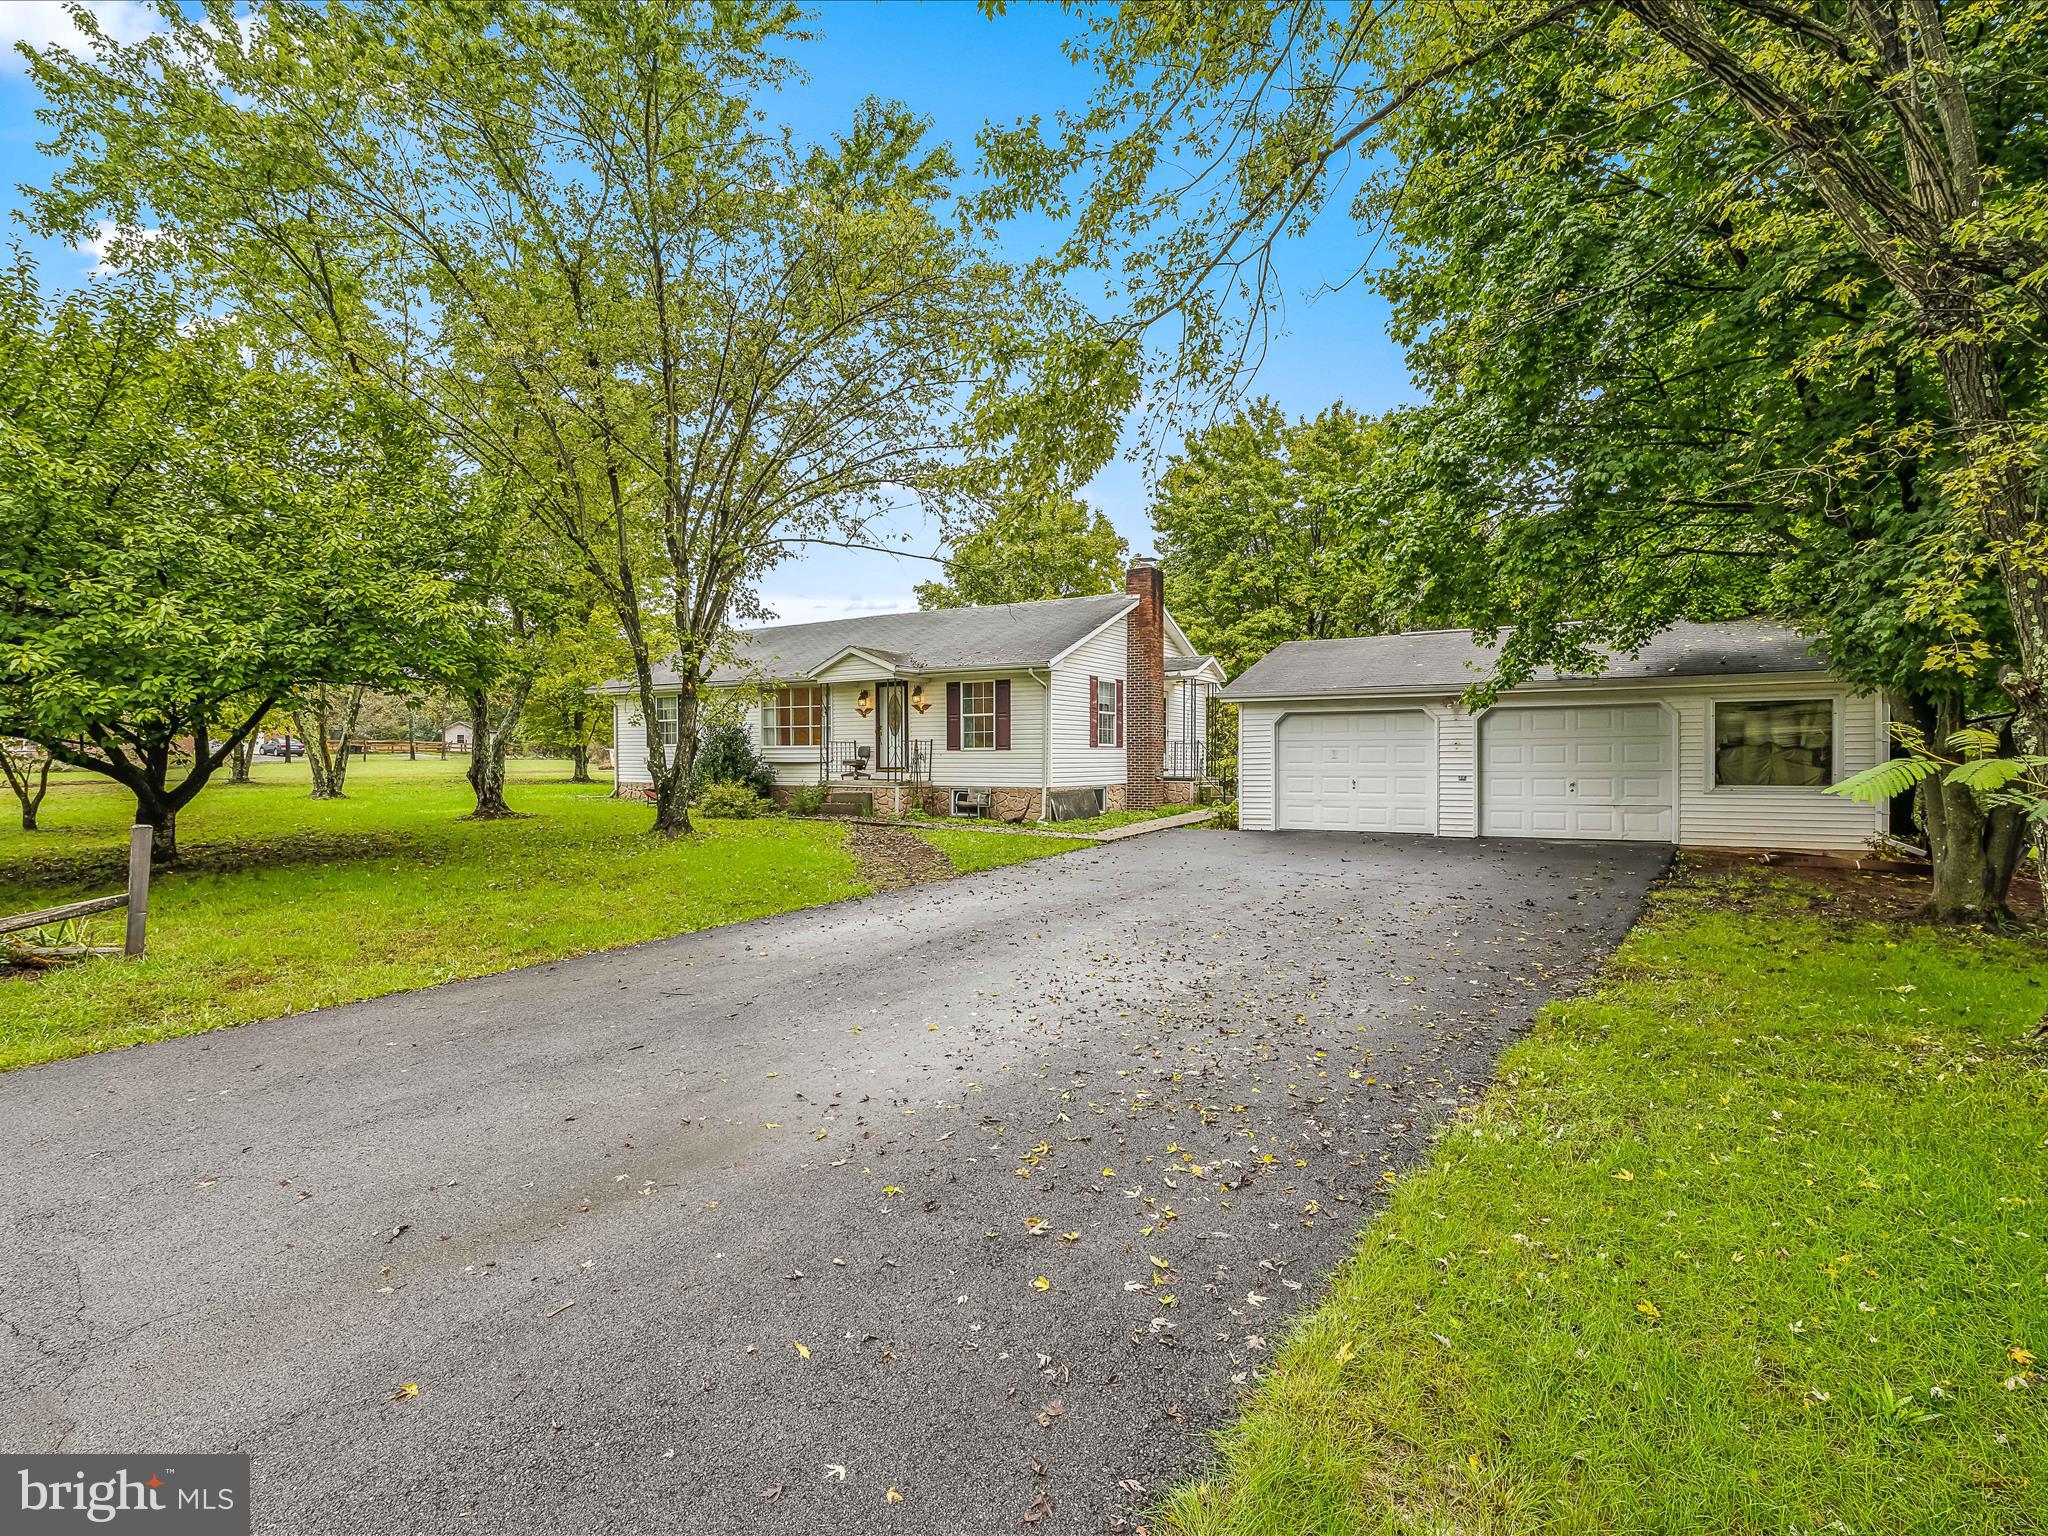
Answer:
[0, 1, 164, 74]
[73, 217, 164, 273]
[756, 593, 920, 626]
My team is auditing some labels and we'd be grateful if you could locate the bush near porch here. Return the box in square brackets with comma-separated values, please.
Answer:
[0, 756, 1078, 1072]
[1163, 865, 2048, 1536]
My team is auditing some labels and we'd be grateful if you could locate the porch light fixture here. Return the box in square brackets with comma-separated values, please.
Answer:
[855, 688, 874, 718]
[910, 685, 930, 713]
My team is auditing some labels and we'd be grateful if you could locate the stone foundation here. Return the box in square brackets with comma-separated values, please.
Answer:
[1161, 778, 1197, 806]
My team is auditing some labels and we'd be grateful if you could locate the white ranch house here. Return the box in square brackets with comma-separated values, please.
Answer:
[603, 563, 1227, 820]
[1223, 621, 1888, 851]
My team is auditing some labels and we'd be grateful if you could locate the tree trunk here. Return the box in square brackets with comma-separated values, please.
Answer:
[1914, 284, 2048, 754]
[569, 709, 591, 783]
[2, 752, 50, 830]
[133, 789, 177, 862]
[650, 682, 696, 836]
[294, 684, 365, 799]
[460, 670, 535, 820]
[228, 733, 257, 785]
[1906, 693, 2020, 923]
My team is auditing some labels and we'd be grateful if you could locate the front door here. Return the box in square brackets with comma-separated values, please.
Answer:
[876, 681, 909, 772]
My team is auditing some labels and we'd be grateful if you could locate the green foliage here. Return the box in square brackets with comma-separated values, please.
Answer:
[688, 723, 774, 799]
[788, 783, 826, 816]
[26, 0, 1121, 830]
[1830, 756, 1941, 806]
[0, 255, 479, 840]
[979, 0, 2047, 726]
[916, 489, 1127, 609]
[1152, 401, 1429, 676]
[690, 780, 771, 819]
[1160, 870, 2048, 1534]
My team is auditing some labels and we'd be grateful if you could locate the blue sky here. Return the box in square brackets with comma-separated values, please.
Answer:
[0, 0, 1418, 624]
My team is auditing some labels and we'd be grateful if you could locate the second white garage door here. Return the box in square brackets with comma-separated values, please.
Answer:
[1481, 705, 1674, 841]
[1277, 711, 1436, 832]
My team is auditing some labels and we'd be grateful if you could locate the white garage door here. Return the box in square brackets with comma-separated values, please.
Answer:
[1277, 711, 1436, 833]
[1481, 705, 1674, 841]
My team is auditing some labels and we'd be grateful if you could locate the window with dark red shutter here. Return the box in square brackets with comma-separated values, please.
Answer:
[994, 679, 1011, 749]
[1114, 678, 1124, 748]
[946, 681, 961, 751]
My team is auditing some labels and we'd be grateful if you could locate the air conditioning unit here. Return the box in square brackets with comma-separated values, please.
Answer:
[950, 788, 991, 818]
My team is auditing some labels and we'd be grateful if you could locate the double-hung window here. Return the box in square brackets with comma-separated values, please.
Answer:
[1095, 677, 1118, 747]
[654, 697, 680, 750]
[1712, 699, 1834, 787]
[959, 680, 996, 750]
[766, 685, 825, 747]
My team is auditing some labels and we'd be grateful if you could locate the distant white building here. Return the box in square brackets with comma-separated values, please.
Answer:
[443, 722, 472, 750]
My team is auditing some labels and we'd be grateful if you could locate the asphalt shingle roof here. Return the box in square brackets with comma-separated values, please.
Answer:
[1220, 620, 1826, 701]
[599, 593, 1138, 692]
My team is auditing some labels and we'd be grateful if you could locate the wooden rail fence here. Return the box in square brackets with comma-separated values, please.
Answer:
[0, 823, 152, 960]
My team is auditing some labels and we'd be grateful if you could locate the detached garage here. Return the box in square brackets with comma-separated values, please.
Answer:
[1225, 621, 1888, 851]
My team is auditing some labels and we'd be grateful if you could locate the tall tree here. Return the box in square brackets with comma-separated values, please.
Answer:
[1151, 400, 1422, 677]
[31, 0, 1112, 838]
[915, 490, 1127, 609]
[978, 0, 2048, 769]
[0, 258, 476, 858]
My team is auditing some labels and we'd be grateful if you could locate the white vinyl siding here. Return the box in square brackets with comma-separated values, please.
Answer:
[1049, 620, 1128, 788]
[1676, 686, 1883, 850]
[1235, 702, 1282, 830]
[1233, 676, 1885, 851]
[613, 700, 649, 787]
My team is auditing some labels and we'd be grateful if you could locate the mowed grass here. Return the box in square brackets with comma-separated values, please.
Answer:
[0, 756, 1073, 1072]
[1163, 867, 2048, 1536]
[917, 824, 1092, 873]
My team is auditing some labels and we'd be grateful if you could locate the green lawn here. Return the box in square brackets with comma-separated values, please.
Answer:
[1163, 867, 2048, 1536]
[918, 823, 1091, 873]
[908, 802, 1212, 835]
[0, 756, 1075, 1072]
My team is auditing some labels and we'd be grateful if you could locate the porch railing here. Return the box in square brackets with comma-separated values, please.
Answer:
[819, 737, 931, 785]
[1164, 737, 1212, 781]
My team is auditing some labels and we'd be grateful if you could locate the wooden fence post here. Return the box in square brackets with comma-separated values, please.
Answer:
[124, 823, 151, 958]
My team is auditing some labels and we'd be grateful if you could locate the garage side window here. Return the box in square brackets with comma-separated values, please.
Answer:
[1713, 700, 1833, 787]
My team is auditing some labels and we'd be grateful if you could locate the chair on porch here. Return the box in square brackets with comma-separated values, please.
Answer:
[820, 742, 872, 781]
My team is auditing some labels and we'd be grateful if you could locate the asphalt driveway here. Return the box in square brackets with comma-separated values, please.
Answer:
[0, 830, 1667, 1534]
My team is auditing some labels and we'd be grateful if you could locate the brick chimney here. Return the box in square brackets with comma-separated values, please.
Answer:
[1123, 558, 1166, 810]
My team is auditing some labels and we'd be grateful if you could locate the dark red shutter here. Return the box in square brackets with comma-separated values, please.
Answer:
[1114, 678, 1124, 747]
[994, 679, 1011, 749]
[1087, 674, 1098, 747]
[946, 681, 961, 751]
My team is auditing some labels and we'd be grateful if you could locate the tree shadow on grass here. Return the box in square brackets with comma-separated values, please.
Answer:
[0, 829, 428, 895]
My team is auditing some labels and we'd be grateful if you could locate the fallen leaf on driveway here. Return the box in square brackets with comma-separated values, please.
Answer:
[1032, 1275, 1050, 1292]
[389, 1382, 419, 1401]
[885, 1488, 903, 1503]
[756, 1486, 783, 1501]
[1035, 1397, 1064, 1427]
[792, 1340, 811, 1360]
[823, 1464, 847, 1481]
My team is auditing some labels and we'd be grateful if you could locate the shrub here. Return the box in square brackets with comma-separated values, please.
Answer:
[1209, 800, 1239, 830]
[789, 783, 826, 816]
[693, 779, 770, 819]
[690, 721, 774, 798]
